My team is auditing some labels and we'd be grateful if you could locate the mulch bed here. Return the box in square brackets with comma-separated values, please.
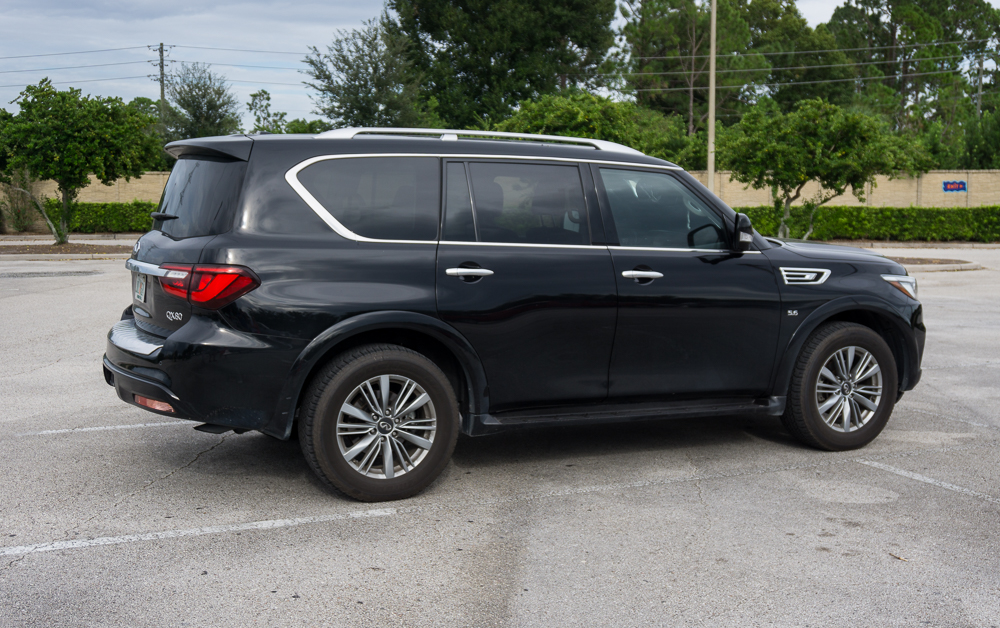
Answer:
[0, 244, 132, 255]
[887, 256, 971, 265]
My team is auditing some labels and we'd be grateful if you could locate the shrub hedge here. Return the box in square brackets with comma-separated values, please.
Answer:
[37, 199, 1000, 241]
[738, 205, 1000, 242]
[44, 199, 155, 233]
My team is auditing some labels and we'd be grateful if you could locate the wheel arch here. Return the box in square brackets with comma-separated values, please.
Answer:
[771, 297, 920, 398]
[261, 311, 489, 440]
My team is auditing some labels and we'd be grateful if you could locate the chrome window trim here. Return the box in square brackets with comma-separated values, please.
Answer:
[780, 267, 832, 285]
[609, 245, 731, 254]
[285, 153, 681, 246]
[440, 240, 601, 250]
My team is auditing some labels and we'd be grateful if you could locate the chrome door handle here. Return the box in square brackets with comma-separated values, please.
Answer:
[622, 270, 663, 279]
[446, 268, 494, 277]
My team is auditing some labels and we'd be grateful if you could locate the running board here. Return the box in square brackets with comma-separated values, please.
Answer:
[462, 396, 785, 436]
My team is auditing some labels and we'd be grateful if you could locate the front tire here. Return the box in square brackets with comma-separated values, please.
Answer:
[299, 344, 460, 502]
[781, 322, 898, 451]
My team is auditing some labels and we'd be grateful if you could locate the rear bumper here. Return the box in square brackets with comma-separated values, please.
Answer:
[104, 316, 308, 435]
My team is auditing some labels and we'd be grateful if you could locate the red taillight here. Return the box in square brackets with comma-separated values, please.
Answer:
[158, 264, 193, 299]
[189, 265, 260, 309]
[156, 264, 260, 310]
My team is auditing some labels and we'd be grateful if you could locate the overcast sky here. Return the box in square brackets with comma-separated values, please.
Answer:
[1, 0, 997, 129]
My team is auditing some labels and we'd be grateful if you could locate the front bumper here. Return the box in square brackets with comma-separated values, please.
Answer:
[103, 316, 308, 435]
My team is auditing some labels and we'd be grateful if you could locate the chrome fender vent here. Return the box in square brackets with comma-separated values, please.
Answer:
[780, 267, 831, 285]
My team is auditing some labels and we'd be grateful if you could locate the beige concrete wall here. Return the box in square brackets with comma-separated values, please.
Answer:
[1, 173, 169, 233]
[31, 172, 171, 204]
[689, 170, 1000, 208]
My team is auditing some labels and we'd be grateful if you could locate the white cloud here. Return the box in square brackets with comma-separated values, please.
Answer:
[0, 0, 384, 127]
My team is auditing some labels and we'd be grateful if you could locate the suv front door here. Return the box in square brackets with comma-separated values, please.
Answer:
[594, 166, 782, 400]
[436, 160, 617, 413]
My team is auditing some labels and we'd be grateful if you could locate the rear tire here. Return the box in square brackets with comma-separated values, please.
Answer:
[781, 322, 898, 451]
[299, 344, 459, 502]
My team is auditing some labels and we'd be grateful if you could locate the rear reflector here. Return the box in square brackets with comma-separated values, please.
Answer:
[155, 263, 260, 310]
[134, 395, 174, 413]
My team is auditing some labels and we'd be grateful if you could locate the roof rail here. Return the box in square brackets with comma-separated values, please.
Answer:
[314, 127, 644, 155]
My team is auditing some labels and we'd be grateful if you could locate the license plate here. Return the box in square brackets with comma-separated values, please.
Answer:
[134, 273, 147, 303]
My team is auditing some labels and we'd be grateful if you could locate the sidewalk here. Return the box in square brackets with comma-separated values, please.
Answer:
[0, 233, 141, 246]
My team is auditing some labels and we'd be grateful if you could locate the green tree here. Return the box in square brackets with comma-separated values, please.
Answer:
[284, 118, 334, 134]
[0, 80, 156, 243]
[964, 109, 1000, 169]
[389, 0, 616, 127]
[245, 89, 334, 134]
[247, 90, 288, 133]
[618, 0, 769, 135]
[304, 14, 439, 128]
[127, 96, 174, 171]
[738, 0, 855, 109]
[165, 63, 242, 140]
[493, 91, 700, 168]
[719, 98, 927, 239]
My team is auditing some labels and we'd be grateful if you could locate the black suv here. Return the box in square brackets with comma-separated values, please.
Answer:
[104, 128, 925, 501]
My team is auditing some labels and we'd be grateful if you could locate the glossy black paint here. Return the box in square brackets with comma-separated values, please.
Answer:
[105, 132, 925, 440]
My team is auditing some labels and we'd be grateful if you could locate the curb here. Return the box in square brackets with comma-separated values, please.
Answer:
[902, 262, 985, 272]
[0, 253, 132, 261]
[0, 233, 142, 242]
[830, 241, 1000, 250]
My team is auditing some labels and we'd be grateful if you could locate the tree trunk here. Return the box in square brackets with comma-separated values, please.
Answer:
[58, 188, 71, 245]
[10, 186, 60, 244]
[778, 197, 792, 239]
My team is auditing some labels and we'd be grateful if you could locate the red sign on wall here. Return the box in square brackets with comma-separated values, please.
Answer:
[942, 181, 968, 192]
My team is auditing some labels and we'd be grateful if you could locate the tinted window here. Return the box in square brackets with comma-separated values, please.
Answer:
[155, 156, 246, 239]
[443, 162, 475, 242]
[297, 157, 440, 241]
[469, 162, 589, 245]
[599, 169, 727, 249]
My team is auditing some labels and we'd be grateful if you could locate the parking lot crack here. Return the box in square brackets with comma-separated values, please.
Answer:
[60, 434, 229, 541]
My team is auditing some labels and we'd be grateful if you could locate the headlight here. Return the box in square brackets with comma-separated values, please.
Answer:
[882, 274, 918, 300]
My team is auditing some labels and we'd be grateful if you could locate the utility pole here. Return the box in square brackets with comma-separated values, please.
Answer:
[158, 43, 166, 131]
[707, 0, 717, 195]
[978, 54, 984, 119]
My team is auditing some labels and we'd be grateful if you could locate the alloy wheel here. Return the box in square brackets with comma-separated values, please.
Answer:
[336, 374, 437, 479]
[815, 345, 883, 433]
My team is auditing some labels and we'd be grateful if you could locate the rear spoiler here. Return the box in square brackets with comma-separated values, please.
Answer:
[165, 135, 253, 161]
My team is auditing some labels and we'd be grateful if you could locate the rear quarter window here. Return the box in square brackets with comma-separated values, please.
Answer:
[154, 156, 247, 239]
[295, 157, 440, 241]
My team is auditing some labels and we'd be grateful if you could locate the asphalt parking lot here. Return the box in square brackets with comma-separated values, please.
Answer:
[1, 249, 998, 627]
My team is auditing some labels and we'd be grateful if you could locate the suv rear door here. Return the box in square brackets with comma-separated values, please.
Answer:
[130, 153, 248, 336]
[436, 160, 617, 413]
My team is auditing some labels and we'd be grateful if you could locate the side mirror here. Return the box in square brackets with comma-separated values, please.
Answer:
[734, 213, 754, 252]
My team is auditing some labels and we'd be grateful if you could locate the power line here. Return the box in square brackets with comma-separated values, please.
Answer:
[0, 60, 152, 75]
[616, 53, 973, 78]
[172, 45, 304, 55]
[0, 46, 148, 61]
[171, 60, 302, 71]
[636, 68, 971, 92]
[0, 75, 149, 89]
[630, 37, 994, 60]
[226, 79, 306, 86]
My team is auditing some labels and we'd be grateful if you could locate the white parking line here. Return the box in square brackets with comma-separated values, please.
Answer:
[3, 443, 995, 558]
[0, 508, 397, 557]
[20, 421, 189, 436]
[856, 459, 1000, 505]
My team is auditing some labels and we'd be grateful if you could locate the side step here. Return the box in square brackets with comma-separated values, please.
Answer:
[194, 423, 248, 435]
[462, 396, 786, 436]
